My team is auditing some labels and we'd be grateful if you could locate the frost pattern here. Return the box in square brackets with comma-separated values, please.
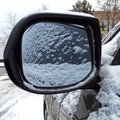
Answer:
[22, 22, 91, 64]
[22, 22, 91, 87]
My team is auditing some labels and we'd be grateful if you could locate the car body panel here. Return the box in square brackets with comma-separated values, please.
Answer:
[44, 90, 101, 120]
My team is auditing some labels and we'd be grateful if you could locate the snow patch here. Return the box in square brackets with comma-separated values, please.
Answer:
[73, 46, 82, 54]
[0, 94, 44, 120]
[0, 63, 4, 67]
[88, 23, 120, 120]
[0, 76, 9, 80]
[61, 90, 81, 117]
[23, 62, 91, 87]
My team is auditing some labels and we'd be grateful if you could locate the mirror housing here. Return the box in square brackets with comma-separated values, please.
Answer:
[4, 12, 101, 94]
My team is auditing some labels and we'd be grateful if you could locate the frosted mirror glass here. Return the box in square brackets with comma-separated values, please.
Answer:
[22, 22, 92, 87]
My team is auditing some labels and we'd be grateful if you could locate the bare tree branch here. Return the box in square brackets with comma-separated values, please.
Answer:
[37, 4, 49, 12]
[97, 0, 120, 32]
[0, 12, 18, 43]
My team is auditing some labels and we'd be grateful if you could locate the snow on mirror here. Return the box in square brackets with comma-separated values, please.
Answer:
[22, 22, 92, 87]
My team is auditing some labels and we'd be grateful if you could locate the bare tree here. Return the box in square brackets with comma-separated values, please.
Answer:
[37, 4, 49, 12]
[97, 0, 120, 32]
[41, 4, 49, 11]
[0, 12, 17, 43]
[6, 12, 17, 31]
[111, 0, 120, 27]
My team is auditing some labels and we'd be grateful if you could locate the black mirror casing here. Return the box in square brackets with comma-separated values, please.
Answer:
[4, 12, 101, 94]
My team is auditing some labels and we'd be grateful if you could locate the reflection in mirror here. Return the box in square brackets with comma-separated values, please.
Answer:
[22, 22, 92, 87]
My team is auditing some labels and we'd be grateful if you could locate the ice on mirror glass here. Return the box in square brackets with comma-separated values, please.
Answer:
[22, 22, 92, 87]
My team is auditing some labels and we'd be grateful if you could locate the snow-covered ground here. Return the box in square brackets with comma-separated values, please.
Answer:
[0, 63, 4, 67]
[0, 75, 44, 120]
[0, 42, 5, 60]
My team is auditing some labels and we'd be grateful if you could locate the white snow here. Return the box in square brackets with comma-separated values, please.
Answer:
[23, 62, 91, 87]
[88, 65, 120, 120]
[52, 90, 81, 118]
[0, 76, 9, 80]
[87, 24, 120, 119]
[73, 46, 83, 54]
[0, 94, 44, 120]
[0, 63, 4, 67]
[53, 93, 66, 103]
[61, 90, 81, 117]
[0, 76, 44, 120]
[32, 11, 95, 18]
[22, 22, 91, 87]
[52, 22, 120, 119]
[22, 22, 90, 66]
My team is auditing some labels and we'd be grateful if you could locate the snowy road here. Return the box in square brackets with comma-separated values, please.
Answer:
[0, 67, 44, 120]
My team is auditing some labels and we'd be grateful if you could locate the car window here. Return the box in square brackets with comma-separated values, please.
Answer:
[101, 25, 120, 65]
[102, 22, 120, 45]
[112, 31, 120, 56]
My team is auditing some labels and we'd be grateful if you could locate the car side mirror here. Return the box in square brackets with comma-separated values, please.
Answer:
[4, 12, 101, 94]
